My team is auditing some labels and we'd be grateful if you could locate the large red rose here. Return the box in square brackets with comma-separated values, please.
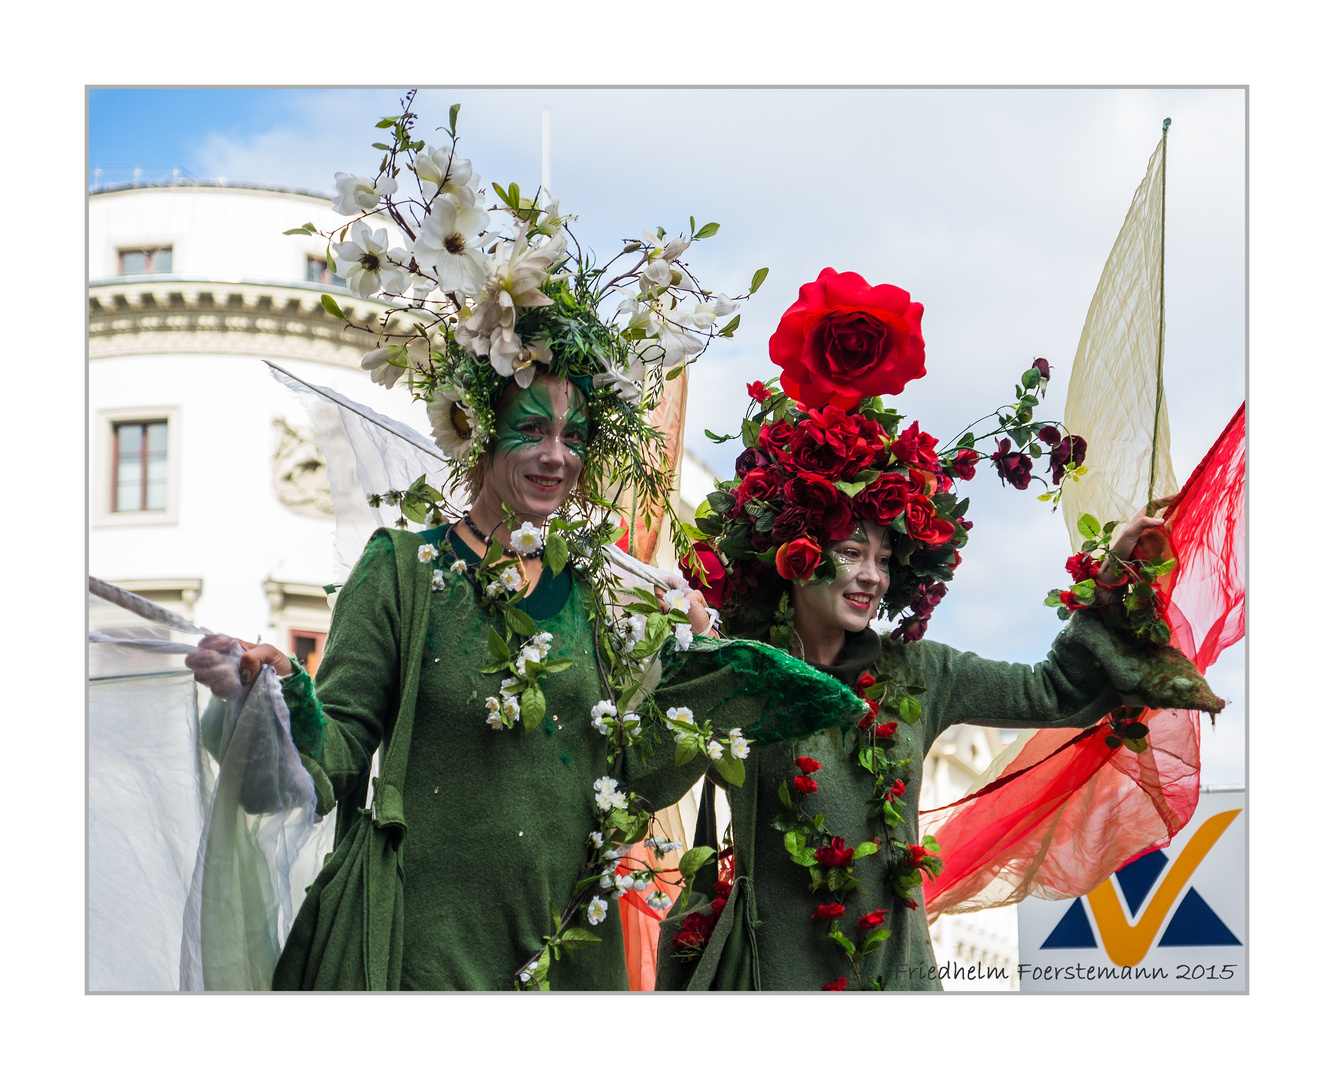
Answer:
[852, 471, 909, 526]
[680, 541, 731, 607]
[790, 406, 887, 479]
[757, 419, 795, 462]
[781, 473, 854, 543]
[775, 536, 823, 581]
[904, 495, 956, 548]
[732, 466, 784, 514]
[769, 268, 927, 408]
[889, 421, 940, 470]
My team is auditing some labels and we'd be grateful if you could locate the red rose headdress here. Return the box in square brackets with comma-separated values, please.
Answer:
[683, 270, 1083, 645]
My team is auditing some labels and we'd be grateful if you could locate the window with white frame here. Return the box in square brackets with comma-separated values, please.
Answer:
[93, 406, 181, 526]
[117, 245, 173, 275]
[113, 420, 169, 512]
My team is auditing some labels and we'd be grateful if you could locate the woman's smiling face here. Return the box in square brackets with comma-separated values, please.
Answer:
[791, 520, 893, 635]
[477, 375, 589, 522]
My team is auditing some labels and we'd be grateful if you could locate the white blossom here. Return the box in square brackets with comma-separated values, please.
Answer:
[614, 874, 633, 897]
[500, 677, 519, 693]
[660, 840, 684, 854]
[499, 565, 524, 592]
[486, 710, 505, 730]
[706, 740, 724, 761]
[486, 697, 501, 713]
[593, 775, 629, 811]
[503, 696, 521, 724]
[622, 712, 642, 735]
[661, 589, 691, 615]
[510, 521, 545, 556]
[600, 873, 614, 890]
[332, 171, 397, 216]
[413, 145, 478, 207]
[646, 891, 672, 912]
[587, 897, 609, 926]
[332, 220, 409, 299]
[413, 196, 492, 296]
[450, 558, 468, 574]
[589, 830, 603, 847]
[361, 346, 408, 389]
[431, 568, 446, 592]
[632, 874, 650, 891]
[665, 706, 694, 726]
[590, 699, 618, 735]
[729, 735, 751, 760]
[685, 296, 740, 328]
[418, 544, 439, 563]
[674, 623, 694, 652]
[485, 580, 504, 598]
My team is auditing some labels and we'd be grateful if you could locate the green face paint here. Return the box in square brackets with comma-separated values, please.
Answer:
[493, 381, 589, 460]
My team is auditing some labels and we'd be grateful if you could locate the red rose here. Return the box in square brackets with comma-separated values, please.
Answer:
[857, 909, 888, 930]
[711, 896, 728, 916]
[1059, 589, 1088, 612]
[856, 673, 877, 691]
[851, 471, 909, 527]
[889, 421, 940, 471]
[769, 268, 927, 408]
[792, 406, 887, 479]
[782, 473, 854, 544]
[991, 438, 1033, 490]
[886, 779, 906, 800]
[794, 756, 822, 774]
[1037, 425, 1062, 446]
[679, 542, 730, 608]
[1033, 357, 1051, 382]
[672, 930, 705, 949]
[906, 844, 929, 866]
[823, 976, 848, 991]
[874, 721, 899, 740]
[757, 419, 795, 462]
[1066, 553, 1099, 583]
[775, 536, 823, 581]
[907, 468, 938, 498]
[811, 903, 846, 920]
[793, 775, 819, 795]
[733, 466, 784, 514]
[1048, 434, 1088, 484]
[814, 836, 856, 868]
[904, 495, 956, 548]
[714, 879, 733, 902]
[734, 445, 766, 476]
[746, 380, 771, 402]
[950, 448, 981, 481]
[857, 699, 881, 729]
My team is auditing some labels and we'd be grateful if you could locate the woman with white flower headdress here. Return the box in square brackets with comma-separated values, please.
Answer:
[657, 269, 1225, 991]
[186, 99, 866, 991]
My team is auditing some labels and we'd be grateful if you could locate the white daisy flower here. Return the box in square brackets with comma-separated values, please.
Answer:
[418, 543, 439, 563]
[425, 388, 479, 462]
[510, 521, 545, 556]
[706, 740, 724, 761]
[431, 569, 446, 592]
[665, 706, 694, 726]
[587, 897, 609, 926]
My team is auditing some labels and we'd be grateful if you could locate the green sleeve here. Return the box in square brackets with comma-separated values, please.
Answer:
[291, 532, 403, 816]
[885, 610, 1224, 746]
[626, 635, 868, 809]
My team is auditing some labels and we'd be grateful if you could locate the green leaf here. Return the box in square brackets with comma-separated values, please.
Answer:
[542, 657, 573, 674]
[694, 221, 720, 239]
[520, 685, 546, 731]
[717, 314, 741, 339]
[862, 926, 892, 950]
[677, 844, 715, 883]
[784, 830, 807, 855]
[1021, 367, 1042, 390]
[371, 142, 392, 152]
[320, 294, 346, 320]
[556, 927, 600, 951]
[674, 740, 698, 767]
[505, 607, 538, 639]
[749, 267, 769, 294]
[282, 222, 317, 236]
[448, 103, 461, 135]
[704, 428, 739, 444]
[487, 627, 511, 662]
[852, 841, 881, 860]
[665, 364, 686, 381]
[777, 779, 792, 810]
[898, 696, 923, 724]
[740, 417, 761, 446]
[790, 847, 817, 866]
[921, 835, 942, 853]
[1077, 513, 1101, 540]
[399, 493, 428, 524]
[375, 117, 397, 129]
[713, 753, 745, 788]
[834, 479, 869, 498]
[827, 930, 856, 958]
[492, 181, 512, 206]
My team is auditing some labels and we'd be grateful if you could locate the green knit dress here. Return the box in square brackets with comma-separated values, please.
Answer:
[271, 526, 866, 991]
[656, 614, 1221, 992]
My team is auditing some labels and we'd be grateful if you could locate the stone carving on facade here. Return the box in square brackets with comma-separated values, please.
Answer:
[272, 419, 334, 517]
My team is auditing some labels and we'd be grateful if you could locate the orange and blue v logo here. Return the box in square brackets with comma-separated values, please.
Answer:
[1040, 809, 1242, 967]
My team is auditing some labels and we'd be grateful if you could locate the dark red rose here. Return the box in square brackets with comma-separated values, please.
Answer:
[711, 896, 728, 916]
[714, 879, 733, 902]
[856, 672, 877, 691]
[814, 836, 856, 868]
[823, 977, 849, 991]
[1033, 358, 1051, 381]
[746, 380, 771, 402]
[793, 775, 819, 795]
[775, 536, 823, 581]
[889, 421, 940, 470]
[757, 419, 795, 462]
[681, 541, 731, 608]
[950, 448, 981, 480]
[734, 445, 766, 476]
[1048, 434, 1088, 484]
[906, 844, 929, 866]
[672, 929, 705, 949]
[732, 466, 784, 514]
[794, 756, 822, 774]
[874, 721, 899, 740]
[750, 531, 775, 554]
[991, 438, 1033, 490]
[1037, 425, 1062, 446]
[891, 616, 928, 643]
[682, 911, 715, 937]
[887, 779, 907, 800]
[811, 902, 846, 920]
[905, 495, 956, 548]
[769, 268, 926, 408]
[857, 909, 888, 930]
[1065, 553, 1099, 583]
[852, 471, 910, 527]
[782, 473, 854, 544]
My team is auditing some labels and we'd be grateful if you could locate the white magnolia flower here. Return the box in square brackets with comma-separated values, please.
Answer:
[426, 387, 478, 462]
[418, 544, 439, 563]
[499, 565, 524, 592]
[729, 735, 751, 760]
[361, 346, 408, 389]
[431, 568, 446, 592]
[639, 229, 690, 289]
[652, 313, 707, 369]
[706, 740, 724, 761]
[591, 347, 646, 404]
[450, 558, 468, 574]
[674, 623, 694, 652]
[453, 228, 567, 369]
[332, 220, 409, 299]
[413, 196, 493, 296]
[332, 171, 398, 216]
[646, 891, 672, 912]
[587, 897, 609, 926]
[503, 696, 522, 724]
[414, 145, 477, 207]
[665, 706, 694, 726]
[685, 296, 740, 329]
[510, 521, 545, 556]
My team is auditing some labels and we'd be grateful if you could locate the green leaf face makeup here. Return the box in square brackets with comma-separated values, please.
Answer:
[493, 380, 590, 461]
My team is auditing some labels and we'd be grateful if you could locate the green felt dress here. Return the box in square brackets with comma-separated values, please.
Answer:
[656, 614, 1220, 992]
[270, 526, 866, 991]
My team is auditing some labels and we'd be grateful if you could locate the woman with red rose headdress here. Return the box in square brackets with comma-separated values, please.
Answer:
[656, 269, 1223, 991]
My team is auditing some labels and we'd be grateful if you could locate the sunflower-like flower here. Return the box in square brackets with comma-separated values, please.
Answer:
[425, 385, 479, 461]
